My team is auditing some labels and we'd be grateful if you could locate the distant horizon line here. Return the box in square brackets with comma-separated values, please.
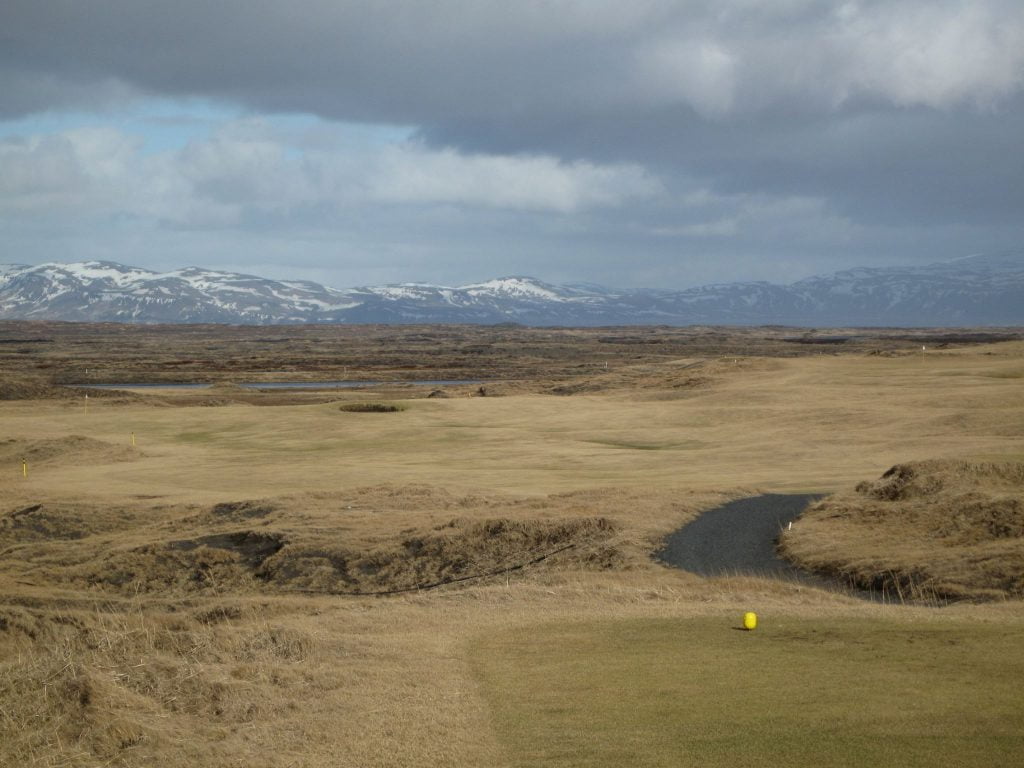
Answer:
[3, 250, 1022, 295]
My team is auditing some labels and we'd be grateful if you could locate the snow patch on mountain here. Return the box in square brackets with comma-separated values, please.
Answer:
[462, 277, 566, 301]
[1, 252, 1023, 326]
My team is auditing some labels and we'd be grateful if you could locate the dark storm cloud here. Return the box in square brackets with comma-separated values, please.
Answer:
[3, 0, 1024, 285]
[428, 97, 1024, 228]
[7, 1, 1024, 120]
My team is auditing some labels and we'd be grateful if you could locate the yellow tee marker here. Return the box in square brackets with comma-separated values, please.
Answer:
[743, 612, 757, 631]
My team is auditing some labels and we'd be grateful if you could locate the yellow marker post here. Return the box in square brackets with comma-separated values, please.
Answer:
[131, 432, 136, 447]
[22, 458, 27, 478]
[743, 612, 757, 631]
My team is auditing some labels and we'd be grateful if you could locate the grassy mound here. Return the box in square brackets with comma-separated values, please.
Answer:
[780, 460, 1024, 601]
[0, 435, 141, 467]
[69, 516, 618, 596]
[0, 502, 144, 542]
[0, 374, 67, 400]
[0, 373, 142, 402]
[260, 516, 619, 594]
[2, 488, 629, 597]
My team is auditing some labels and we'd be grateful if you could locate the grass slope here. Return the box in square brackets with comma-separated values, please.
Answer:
[781, 460, 1024, 601]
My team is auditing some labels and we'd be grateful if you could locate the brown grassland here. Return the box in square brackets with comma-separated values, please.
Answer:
[0, 321, 1022, 766]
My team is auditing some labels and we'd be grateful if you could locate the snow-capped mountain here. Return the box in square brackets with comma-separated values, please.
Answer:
[0, 253, 1022, 326]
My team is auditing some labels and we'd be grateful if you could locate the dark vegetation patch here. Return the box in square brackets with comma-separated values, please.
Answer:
[338, 402, 405, 413]
[0, 374, 73, 400]
[258, 516, 619, 595]
[209, 500, 276, 521]
[782, 335, 859, 344]
[4, 320, 1018, 401]
[168, 532, 286, 568]
[52, 514, 620, 596]
[0, 502, 142, 543]
[889, 332, 1022, 344]
[79, 531, 289, 592]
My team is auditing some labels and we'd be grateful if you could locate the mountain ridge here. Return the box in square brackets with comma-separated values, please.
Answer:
[1, 253, 1022, 326]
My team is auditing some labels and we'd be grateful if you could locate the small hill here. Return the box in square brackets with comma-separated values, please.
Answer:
[0, 435, 141, 467]
[780, 460, 1024, 601]
[0, 374, 72, 401]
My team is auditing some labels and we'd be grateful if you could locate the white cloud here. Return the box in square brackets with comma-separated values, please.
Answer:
[367, 143, 661, 212]
[624, 0, 1024, 116]
[0, 127, 145, 213]
[0, 120, 664, 230]
[806, 1, 1024, 110]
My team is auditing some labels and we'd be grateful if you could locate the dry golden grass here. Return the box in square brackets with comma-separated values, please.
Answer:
[780, 459, 1024, 601]
[1, 338, 1022, 766]
[3, 342, 1022, 502]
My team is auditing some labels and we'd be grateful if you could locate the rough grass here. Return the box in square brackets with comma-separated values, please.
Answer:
[0, 435, 140, 469]
[1, 335, 1023, 766]
[0, 600, 320, 766]
[0, 488, 683, 598]
[4, 345, 1024, 499]
[471, 615, 1024, 767]
[780, 460, 1024, 601]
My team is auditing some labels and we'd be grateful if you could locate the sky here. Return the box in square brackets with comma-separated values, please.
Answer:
[2, 0, 1023, 290]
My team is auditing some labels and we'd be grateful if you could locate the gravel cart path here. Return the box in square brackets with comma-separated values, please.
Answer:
[655, 494, 876, 598]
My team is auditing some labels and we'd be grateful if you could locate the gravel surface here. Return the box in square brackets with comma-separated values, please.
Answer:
[655, 494, 873, 597]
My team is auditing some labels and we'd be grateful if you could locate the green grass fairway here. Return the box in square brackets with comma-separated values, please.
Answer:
[471, 616, 1024, 767]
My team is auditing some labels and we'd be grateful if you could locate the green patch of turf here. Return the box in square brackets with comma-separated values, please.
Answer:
[470, 616, 1024, 767]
